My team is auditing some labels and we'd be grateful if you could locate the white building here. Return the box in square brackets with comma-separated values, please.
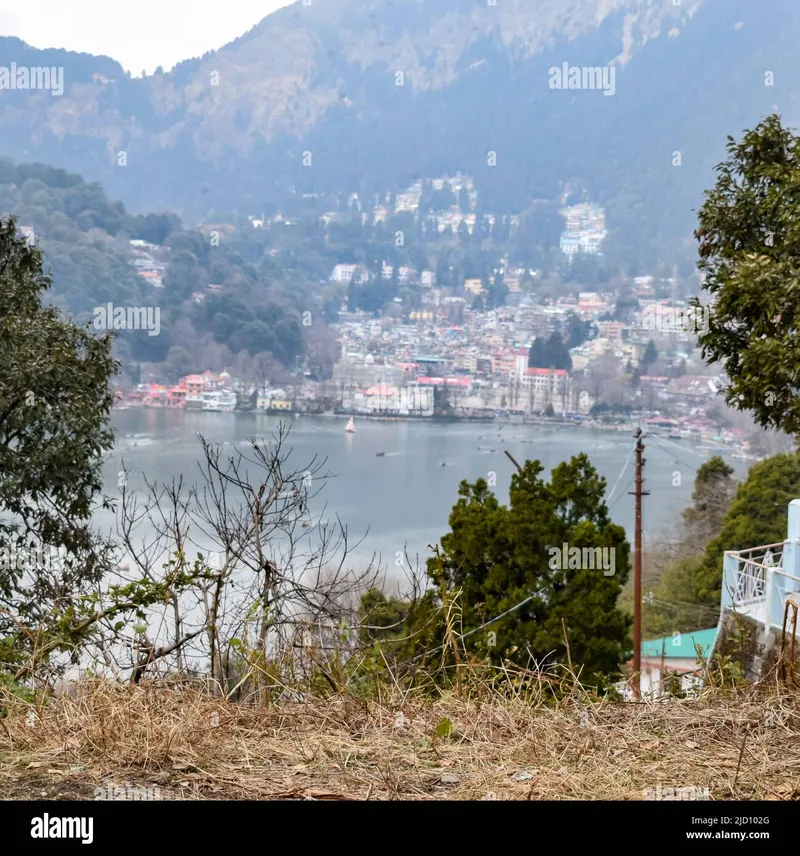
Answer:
[202, 390, 237, 412]
[420, 270, 437, 288]
[397, 266, 418, 284]
[330, 264, 369, 284]
[512, 351, 572, 413]
[350, 383, 434, 416]
[559, 202, 607, 258]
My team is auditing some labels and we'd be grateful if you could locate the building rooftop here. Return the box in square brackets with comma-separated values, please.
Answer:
[641, 628, 717, 660]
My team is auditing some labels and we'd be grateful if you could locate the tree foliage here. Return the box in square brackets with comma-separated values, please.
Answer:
[693, 115, 800, 437]
[0, 157, 310, 370]
[381, 455, 631, 685]
[528, 331, 572, 372]
[647, 452, 800, 639]
[695, 452, 800, 604]
[0, 217, 118, 668]
[644, 456, 736, 635]
[682, 456, 736, 548]
[640, 339, 658, 370]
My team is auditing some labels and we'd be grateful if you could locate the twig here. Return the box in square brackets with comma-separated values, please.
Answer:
[733, 731, 748, 793]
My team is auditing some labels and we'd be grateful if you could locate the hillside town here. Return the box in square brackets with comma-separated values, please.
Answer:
[116, 285, 766, 460]
[109, 174, 777, 461]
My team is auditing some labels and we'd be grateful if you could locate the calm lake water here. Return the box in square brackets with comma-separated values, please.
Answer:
[98, 410, 749, 570]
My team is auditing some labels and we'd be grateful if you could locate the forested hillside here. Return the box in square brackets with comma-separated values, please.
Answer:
[0, 159, 314, 371]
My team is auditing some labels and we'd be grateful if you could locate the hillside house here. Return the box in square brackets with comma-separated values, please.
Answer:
[331, 264, 369, 284]
[665, 375, 718, 404]
[639, 629, 717, 697]
[142, 384, 168, 406]
[464, 278, 484, 295]
[665, 499, 800, 688]
[716, 501, 800, 666]
[420, 270, 437, 288]
[202, 390, 237, 412]
[397, 266, 418, 285]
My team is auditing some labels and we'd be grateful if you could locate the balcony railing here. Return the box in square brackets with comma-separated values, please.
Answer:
[719, 504, 800, 632]
[724, 543, 784, 609]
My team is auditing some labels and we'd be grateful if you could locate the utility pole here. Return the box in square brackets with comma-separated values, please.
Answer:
[629, 427, 649, 699]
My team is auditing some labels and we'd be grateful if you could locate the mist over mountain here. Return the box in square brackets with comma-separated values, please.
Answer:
[1, 0, 798, 264]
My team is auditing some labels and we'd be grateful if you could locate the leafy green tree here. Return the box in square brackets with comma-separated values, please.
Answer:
[401, 455, 631, 684]
[232, 320, 276, 356]
[486, 272, 508, 308]
[682, 456, 736, 549]
[614, 293, 640, 321]
[471, 293, 486, 312]
[518, 202, 563, 255]
[645, 457, 736, 634]
[135, 212, 180, 245]
[693, 115, 800, 437]
[0, 217, 118, 665]
[358, 589, 411, 644]
[694, 452, 800, 604]
[644, 555, 713, 637]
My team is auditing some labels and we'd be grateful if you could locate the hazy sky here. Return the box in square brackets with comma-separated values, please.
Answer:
[0, 0, 295, 75]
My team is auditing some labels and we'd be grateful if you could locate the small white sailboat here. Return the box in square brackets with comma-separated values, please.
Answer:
[345, 417, 355, 433]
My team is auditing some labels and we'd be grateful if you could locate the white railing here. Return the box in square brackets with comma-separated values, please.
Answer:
[725, 543, 784, 607]
[734, 561, 767, 604]
[728, 543, 785, 558]
[772, 568, 800, 630]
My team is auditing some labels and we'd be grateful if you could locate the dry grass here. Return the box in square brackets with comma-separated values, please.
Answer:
[1, 680, 800, 801]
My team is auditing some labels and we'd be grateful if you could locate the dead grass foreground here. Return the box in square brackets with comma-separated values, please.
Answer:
[1, 681, 800, 800]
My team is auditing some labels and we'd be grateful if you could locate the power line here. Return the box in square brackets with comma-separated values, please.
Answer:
[647, 596, 718, 618]
[652, 434, 707, 461]
[649, 435, 706, 473]
[656, 434, 707, 457]
[609, 478, 634, 509]
[417, 591, 539, 661]
[607, 440, 636, 505]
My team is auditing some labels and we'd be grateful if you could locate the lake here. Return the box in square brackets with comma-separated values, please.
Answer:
[97, 410, 750, 572]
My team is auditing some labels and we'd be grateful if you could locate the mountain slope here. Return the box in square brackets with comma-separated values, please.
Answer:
[1, 0, 798, 264]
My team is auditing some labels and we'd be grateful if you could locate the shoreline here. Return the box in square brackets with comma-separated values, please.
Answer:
[111, 406, 760, 459]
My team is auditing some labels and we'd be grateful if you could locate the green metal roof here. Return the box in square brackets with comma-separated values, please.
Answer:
[641, 628, 717, 660]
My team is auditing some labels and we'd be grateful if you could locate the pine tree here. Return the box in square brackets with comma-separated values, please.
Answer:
[398, 455, 632, 684]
